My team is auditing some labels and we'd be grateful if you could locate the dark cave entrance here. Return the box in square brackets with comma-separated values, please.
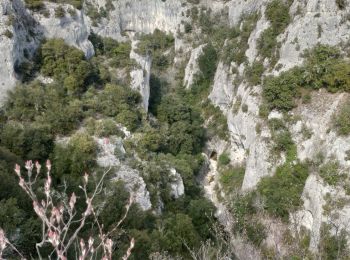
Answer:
[209, 150, 217, 160]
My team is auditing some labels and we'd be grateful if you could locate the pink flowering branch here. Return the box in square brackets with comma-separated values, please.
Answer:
[6, 160, 135, 260]
[0, 228, 26, 259]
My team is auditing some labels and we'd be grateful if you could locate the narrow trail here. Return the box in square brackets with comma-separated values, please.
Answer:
[202, 158, 233, 230]
[201, 158, 262, 259]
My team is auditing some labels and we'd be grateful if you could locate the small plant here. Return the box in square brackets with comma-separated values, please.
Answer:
[336, 0, 347, 10]
[334, 101, 350, 135]
[55, 6, 65, 18]
[245, 60, 264, 86]
[218, 153, 230, 166]
[3, 29, 13, 39]
[319, 161, 343, 186]
[241, 103, 248, 113]
[257, 162, 309, 221]
[219, 166, 245, 192]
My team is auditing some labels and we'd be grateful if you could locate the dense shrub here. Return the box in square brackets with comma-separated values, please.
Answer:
[319, 224, 349, 259]
[25, 0, 82, 10]
[263, 68, 301, 111]
[334, 101, 350, 135]
[257, 0, 292, 62]
[257, 162, 309, 221]
[245, 60, 264, 86]
[218, 153, 230, 166]
[221, 13, 259, 65]
[137, 29, 174, 54]
[52, 132, 97, 179]
[219, 166, 245, 192]
[39, 39, 96, 94]
[89, 33, 132, 67]
[336, 0, 347, 9]
[156, 95, 204, 155]
[197, 43, 218, 82]
[319, 161, 343, 186]
[97, 84, 141, 130]
[136, 29, 174, 70]
[262, 44, 350, 113]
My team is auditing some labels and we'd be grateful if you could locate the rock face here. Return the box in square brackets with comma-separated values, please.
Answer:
[3, 0, 350, 255]
[92, 0, 183, 40]
[278, 0, 350, 71]
[130, 40, 152, 111]
[95, 136, 152, 211]
[0, 0, 39, 105]
[206, 0, 350, 253]
[169, 168, 184, 199]
[33, 2, 94, 57]
[183, 44, 206, 89]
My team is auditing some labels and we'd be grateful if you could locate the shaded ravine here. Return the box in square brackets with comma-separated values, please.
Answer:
[201, 156, 262, 260]
[201, 156, 233, 230]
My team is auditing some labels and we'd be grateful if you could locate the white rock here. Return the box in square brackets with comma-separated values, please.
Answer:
[92, 0, 183, 40]
[95, 136, 152, 210]
[183, 44, 206, 89]
[114, 165, 152, 211]
[169, 168, 184, 199]
[209, 62, 235, 111]
[129, 40, 152, 112]
[34, 2, 94, 57]
[0, 0, 39, 105]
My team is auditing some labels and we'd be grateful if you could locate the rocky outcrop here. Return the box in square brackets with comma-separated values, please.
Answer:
[209, 62, 235, 110]
[183, 44, 206, 89]
[95, 136, 152, 211]
[0, 0, 39, 105]
[130, 40, 152, 111]
[91, 0, 184, 40]
[169, 168, 184, 199]
[278, 0, 350, 71]
[33, 2, 94, 57]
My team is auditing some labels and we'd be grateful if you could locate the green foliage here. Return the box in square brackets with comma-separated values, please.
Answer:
[96, 84, 141, 131]
[319, 161, 343, 186]
[187, 199, 215, 238]
[54, 6, 65, 18]
[52, 132, 97, 179]
[268, 118, 297, 161]
[39, 39, 95, 94]
[3, 29, 13, 39]
[336, 0, 347, 9]
[228, 193, 267, 246]
[25, 0, 82, 10]
[0, 121, 54, 160]
[221, 13, 259, 65]
[319, 224, 349, 259]
[257, 162, 309, 221]
[334, 100, 350, 135]
[263, 44, 350, 113]
[136, 29, 174, 70]
[245, 60, 264, 86]
[156, 213, 201, 254]
[201, 100, 229, 140]
[218, 153, 230, 166]
[246, 222, 267, 247]
[263, 67, 301, 111]
[24, 0, 44, 10]
[137, 29, 174, 54]
[219, 166, 245, 192]
[197, 43, 218, 82]
[156, 95, 204, 155]
[257, 0, 291, 63]
[85, 118, 123, 137]
[89, 33, 132, 67]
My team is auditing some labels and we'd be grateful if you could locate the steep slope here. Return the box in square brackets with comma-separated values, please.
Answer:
[2, 0, 350, 258]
